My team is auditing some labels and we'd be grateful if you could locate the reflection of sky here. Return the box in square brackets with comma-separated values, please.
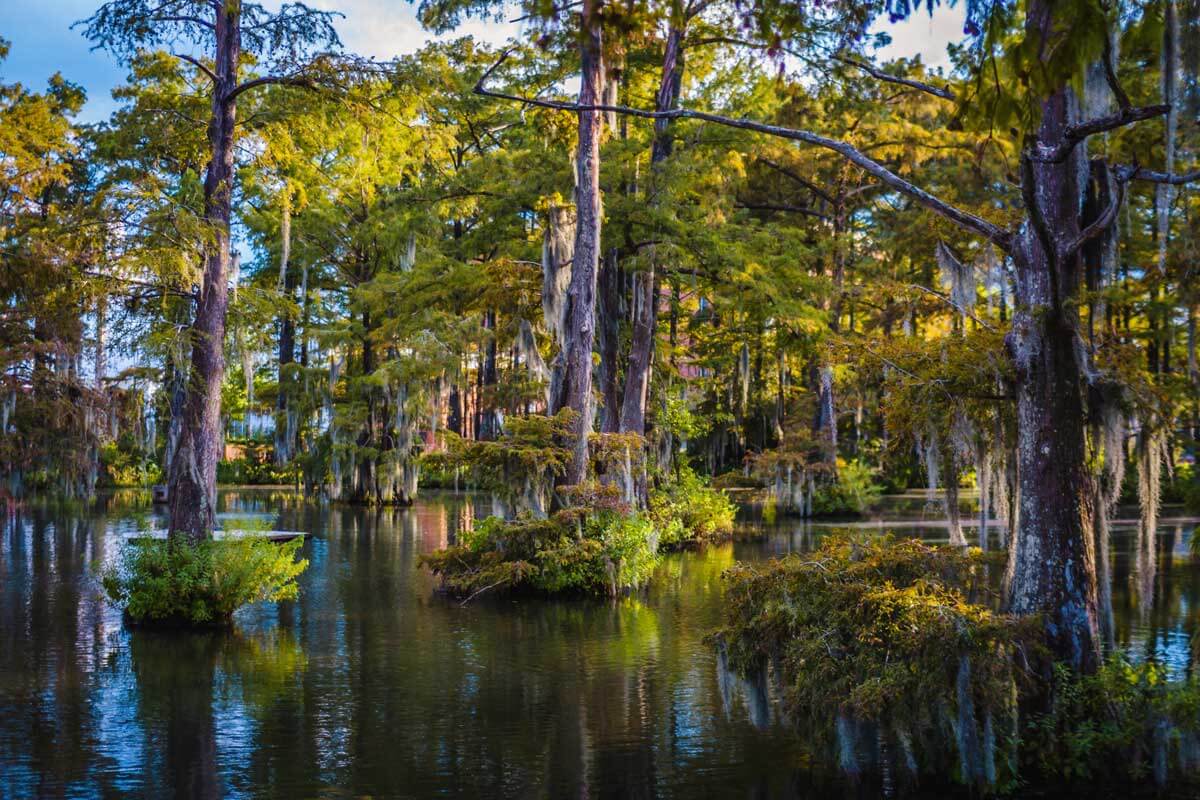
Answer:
[4, 490, 1198, 796]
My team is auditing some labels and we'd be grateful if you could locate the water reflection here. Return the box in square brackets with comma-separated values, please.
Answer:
[0, 490, 1197, 798]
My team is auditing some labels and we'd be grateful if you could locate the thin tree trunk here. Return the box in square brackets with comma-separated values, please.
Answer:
[598, 249, 622, 432]
[619, 22, 684, 437]
[275, 200, 295, 464]
[167, 4, 239, 542]
[557, 0, 604, 485]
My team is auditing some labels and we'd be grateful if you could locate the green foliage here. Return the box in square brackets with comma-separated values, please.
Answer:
[99, 438, 161, 487]
[650, 467, 737, 547]
[811, 459, 883, 517]
[101, 536, 308, 626]
[713, 535, 1033, 788]
[1022, 659, 1200, 788]
[425, 410, 575, 514]
[420, 508, 660, 599]
[217, 457, 298, 486]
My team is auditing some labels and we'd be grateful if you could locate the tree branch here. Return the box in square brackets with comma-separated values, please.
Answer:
[1062, 163, 1123, 259]
[475, 50, 1012, 251]
[224, 74, 312, 103]
[169, 52, 218, 85]
[1102, 30, 1131, 111]
[1117, 165, 1200, 185]
[834, 55, 956, 101]
[155, 15, 214, 30]
[1032, 104, 1170, 163]
[906, 283, 996, 331]
[759, 157, 835, 204]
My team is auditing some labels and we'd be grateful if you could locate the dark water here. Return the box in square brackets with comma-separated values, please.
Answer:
[1, 488, 1197, 798]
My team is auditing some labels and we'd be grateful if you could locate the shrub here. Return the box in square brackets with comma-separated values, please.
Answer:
[713, 535, 1200, 792]
[650, 467, 737, 547]
[420, 508, 660, 599]
[712, 535, 1033, 790]
[101, 536, 308, 626]
[99, 439, 161, 487]
[1023, 659, 1200, 788]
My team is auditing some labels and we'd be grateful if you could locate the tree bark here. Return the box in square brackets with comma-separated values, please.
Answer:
[556, 0, 604, 485]
[478, 310, 500, 440]
[598, 249, 622, 432]
[1003, 0, 1101, 671]
[275, 201, 296, 465]
[619, 23, 684, 437]
[167, 3, 239, 542]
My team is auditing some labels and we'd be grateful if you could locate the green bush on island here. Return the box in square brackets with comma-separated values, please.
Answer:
[421, 504, 661, 599]
[101, 536, 308, 625]
[650, 467, 737, 547]
[713, 534, 1200, 793]
[420, 465, 740, 600]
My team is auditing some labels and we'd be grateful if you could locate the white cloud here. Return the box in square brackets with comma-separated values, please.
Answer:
[874, 4, 966, 73]
[308, 0, 518, 60]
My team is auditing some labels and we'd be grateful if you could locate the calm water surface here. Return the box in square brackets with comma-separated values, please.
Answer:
[1, 488, 1196, 798]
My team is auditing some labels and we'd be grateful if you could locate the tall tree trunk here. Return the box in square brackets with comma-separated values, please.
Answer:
[167, 4, 239, 542]
[619, 22, 684, 437]
[556, 0, 604, 485]
[1157, 0, 1178, 278]
[1003, 0, 1101, 671]
[598, 250, 622, 432]
[275, 201, 296, 465]
[478, 310, 500, 440]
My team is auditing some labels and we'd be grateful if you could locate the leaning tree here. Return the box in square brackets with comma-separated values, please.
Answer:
[477, 0, 1200, 670]
[81, 1, 342, 540]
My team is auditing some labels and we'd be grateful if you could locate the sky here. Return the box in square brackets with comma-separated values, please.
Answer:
[0, 1, 966, 124]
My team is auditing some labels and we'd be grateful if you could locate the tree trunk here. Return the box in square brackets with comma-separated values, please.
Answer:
[478, 310, 500, 440]
[619, 23, 684, 438]
[598, 250, 622, 433]
[556, 1, 604, 486]
[167, 4, 239, 542]
[1003, 5, 1101, 671]
[275, 202, 296, 465]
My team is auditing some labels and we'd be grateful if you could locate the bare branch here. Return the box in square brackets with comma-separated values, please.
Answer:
[155, 15, 214, 30]
[475, 50, 1012, 251]
[225, 74, 312, 103]
[759, 157, 835, 204]
[1102, 30, 1131, 111]
[1032, 104, 1170, 163]
[906, 283, 996, 331]
[169, 52, 218, 85]
[1116, 165, 1200, 185]
[834, 55, 956, 101]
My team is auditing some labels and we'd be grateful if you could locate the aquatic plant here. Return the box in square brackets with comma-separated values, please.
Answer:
[101, 536, 308, 626]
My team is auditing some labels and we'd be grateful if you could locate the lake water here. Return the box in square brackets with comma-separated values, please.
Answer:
[1, 488, 1196, 798]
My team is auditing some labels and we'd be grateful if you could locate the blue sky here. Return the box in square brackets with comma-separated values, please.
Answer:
[0, 1, 965, 124]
